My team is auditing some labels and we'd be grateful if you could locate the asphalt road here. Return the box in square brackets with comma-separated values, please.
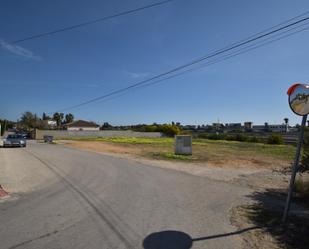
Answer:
[0, 141, 250, 249]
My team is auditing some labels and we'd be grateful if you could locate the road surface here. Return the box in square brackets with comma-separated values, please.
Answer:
[0, 141, 250, 249]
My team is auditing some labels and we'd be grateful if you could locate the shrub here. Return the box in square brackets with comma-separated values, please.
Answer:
[301, 127, 309, 171]
[197, 133, 208, 139]
[225, 135, 236, 141]
[267, 134, 283, 145]
[159, 124, 180, 137]
[247, 136, 260, 143]
[295, 177, 309, 198]
[206, 134, 226, 140]
[235, 134, 247, 142]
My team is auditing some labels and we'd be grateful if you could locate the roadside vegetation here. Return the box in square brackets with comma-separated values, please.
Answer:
[197, 133, 285, 145]
[0, 119, 14, 136]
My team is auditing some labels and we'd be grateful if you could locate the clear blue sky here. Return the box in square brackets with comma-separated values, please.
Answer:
[1, 0, 309, 125]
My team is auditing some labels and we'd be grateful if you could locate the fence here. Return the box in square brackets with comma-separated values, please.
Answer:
[35, 129, 162, 140]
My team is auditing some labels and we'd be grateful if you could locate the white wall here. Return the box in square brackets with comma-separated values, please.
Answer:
[35, 129, 162, 139]
[67, 127, 100, 131]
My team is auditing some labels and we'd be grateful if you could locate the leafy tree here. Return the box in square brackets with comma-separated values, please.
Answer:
[101, 122, 112, 130]
[42, 112, 51, 120]
[53, 112, 64, 127]
[65, 113, 74, 124]
[19, 111, 44, 130]
[20, 112, 36, 130]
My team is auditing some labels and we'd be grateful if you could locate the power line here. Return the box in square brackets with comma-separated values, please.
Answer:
[52, 12, 309, 113]
[10, 0, 174, 44]
[139, 23, 309, 90]
[75, 23, 309, 108]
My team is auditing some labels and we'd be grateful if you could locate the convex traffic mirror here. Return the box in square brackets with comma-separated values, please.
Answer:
[288, 83, 309, 116]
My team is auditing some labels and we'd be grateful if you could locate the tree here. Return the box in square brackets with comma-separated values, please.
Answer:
[53, 112, 64, 127]
[0, 120, 7, 136]
[20, 112, 36, 130]
[101, 122, 112, 130]
[42, 112, 51, 121]
[65, 113, 74, 124]
[19, 111, 44, 130]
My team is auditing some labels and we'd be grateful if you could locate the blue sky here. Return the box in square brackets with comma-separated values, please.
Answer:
[1, 0, 309, 125]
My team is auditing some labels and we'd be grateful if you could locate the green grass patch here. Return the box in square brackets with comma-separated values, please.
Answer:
[149, 152, 193, 161]
[193, 139, 295, 161]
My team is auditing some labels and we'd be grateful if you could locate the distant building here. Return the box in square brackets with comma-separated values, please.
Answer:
[268, 124, 288, 133]
[224, 123, 242, 132]
[244, 122, 253, 131]
[65, 120, 100, 131]
[252, 123, 289, 133]
[252, 125, 265, 133]
[47, 120, 57, 128]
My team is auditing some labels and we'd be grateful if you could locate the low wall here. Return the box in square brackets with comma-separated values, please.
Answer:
[35, 129, 162, 139]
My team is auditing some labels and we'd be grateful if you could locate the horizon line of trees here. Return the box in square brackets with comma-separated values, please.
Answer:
[17, 111, 75, 131]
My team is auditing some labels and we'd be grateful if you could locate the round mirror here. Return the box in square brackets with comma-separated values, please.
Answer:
[288, 83, 309, 116]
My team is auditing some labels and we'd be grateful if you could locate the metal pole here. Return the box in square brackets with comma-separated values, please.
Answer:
[282, 114, 308, 223]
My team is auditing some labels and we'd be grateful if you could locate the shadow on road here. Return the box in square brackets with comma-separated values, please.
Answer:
[233, 188, 309, 249]
[142, 227, 259, 249]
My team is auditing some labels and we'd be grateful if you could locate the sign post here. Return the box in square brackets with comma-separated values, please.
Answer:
[282, 83, 309, 223]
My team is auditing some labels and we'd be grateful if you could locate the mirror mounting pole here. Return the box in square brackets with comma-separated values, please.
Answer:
[282, 114, 308, 224]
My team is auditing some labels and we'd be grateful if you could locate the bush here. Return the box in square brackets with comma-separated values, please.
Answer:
[267, 134, 283, 145]
[225, 135, 236, 141]
[247, 136, 260, 143]
[197, 133, 208, 139]
[234, 134, 247, 142]
[159, 124, 180, 137]
[301, 127, 309, 171]
[197, 133, 262, 143]
[206, 134, 226, 140]
[295, 177, 309, 197]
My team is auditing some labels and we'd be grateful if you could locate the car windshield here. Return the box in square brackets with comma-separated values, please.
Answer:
[7, 135, 22, 139]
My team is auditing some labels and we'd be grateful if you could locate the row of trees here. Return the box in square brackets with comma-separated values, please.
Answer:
[18, 112, 74, 130]
[101, 123, 181, 136]
[51, 112, 74, 127]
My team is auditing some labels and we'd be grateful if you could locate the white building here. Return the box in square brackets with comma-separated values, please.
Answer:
[252, 124, 289, 133]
